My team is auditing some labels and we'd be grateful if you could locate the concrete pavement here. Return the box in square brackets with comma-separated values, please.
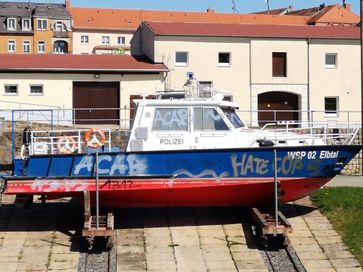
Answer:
[326, 175, 363, 187]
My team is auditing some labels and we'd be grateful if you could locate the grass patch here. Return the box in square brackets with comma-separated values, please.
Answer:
[311, 187, 363, 265]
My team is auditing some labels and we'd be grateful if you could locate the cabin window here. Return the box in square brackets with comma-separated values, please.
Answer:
[223, 108, 245, 128]
[194, 108, 229, 131]
[272, 52, 287, 77]
[153, 108, 188, 131]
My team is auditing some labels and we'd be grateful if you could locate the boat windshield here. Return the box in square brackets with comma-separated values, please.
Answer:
[223, 108, 245, 128]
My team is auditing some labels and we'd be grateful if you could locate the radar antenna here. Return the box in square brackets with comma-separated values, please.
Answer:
[265, 0, 271, 15]
[232, 0, 238, 13]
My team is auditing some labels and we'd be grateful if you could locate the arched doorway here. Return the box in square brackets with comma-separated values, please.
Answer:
[258, 91, 299, 126]
[53, 40, 68, 54]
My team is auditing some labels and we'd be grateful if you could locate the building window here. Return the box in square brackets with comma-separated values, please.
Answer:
[272, 52, 287, 77]
[23, 41, 30, 53]
[325, 97, 339, 116]
[22, 18, 31, 31]
[102, 36, 110, 45]
[81, 35, 89, 44]
[8, 41, 15, 52]
[175, 52, 188, 66]
[37, 19, 47, 30]
[218, 52, 231, 67]
[53, 40, 68, 54]
[38, 41, 45, 53]
[4, 85, 18, 95]
[117, 36, 125, 45]
[7, 18, 16, 30]
[30, 85, 44, 95]
[325, 53, 337, 68]
[54, 21, 66, 32]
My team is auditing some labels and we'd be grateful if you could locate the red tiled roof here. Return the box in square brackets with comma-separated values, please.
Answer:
[68, 7, 310, 30]
[309, 5, 359, 25]
[144, 21, 360, 40]
[0, 54, 168, 72]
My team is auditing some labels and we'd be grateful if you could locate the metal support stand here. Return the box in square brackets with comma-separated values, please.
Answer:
[81, 152, 114, 249]
[82, 191, 114, 249]
[249, 149, 293, 246]
[95, 152, 99, 229]
[273, 149, 279, 228]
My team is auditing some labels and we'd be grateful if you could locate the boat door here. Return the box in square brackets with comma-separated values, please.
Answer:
[191, 107, 236, 149]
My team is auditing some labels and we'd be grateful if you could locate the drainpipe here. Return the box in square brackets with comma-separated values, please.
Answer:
[249, 39, 252, 126]
[307, 37, 311, 123]
[360, 0, 363, 175]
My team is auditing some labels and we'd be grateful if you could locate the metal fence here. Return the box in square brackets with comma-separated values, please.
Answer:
[0, 107, 361, 131]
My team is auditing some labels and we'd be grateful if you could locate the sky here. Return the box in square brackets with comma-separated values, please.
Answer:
[5, 0, 361, 14]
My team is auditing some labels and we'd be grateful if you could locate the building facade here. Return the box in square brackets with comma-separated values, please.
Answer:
[0, 2, 72, 54]
[68, 2, 358, 55]
[131, 22, 360, 125]
[0, 54, 167, 126]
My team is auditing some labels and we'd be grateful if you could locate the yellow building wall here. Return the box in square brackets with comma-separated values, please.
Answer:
[0, 35, 34, 54]
[33, 18, 54, 54]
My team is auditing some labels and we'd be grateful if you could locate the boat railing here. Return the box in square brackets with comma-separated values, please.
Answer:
[26, 128, 112, 156]
[256, 121, 360, 146]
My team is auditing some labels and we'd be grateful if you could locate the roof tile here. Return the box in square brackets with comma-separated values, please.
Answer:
[144, 21, 360, 39]
[0, 54, 168, 72]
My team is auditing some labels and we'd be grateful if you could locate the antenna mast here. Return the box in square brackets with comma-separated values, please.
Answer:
[232, 0, 238, 14]
[266, 0, 270, 15]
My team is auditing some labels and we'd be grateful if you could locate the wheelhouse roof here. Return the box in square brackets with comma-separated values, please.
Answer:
[135, 98, 240, 109]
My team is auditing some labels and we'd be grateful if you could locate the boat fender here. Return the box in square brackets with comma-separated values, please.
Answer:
[258, 139, 274, 147]
[57, 136, 77, 154]
[84, 128, 106, 148]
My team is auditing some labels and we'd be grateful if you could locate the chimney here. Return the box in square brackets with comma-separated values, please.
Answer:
[207, 8, 215, 13]
[65, 0, 70, 8]
[344, 3, 351, 11]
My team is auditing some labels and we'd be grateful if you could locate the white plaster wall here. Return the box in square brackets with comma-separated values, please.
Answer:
[154, 36, 251, 120]
[72, 31, 133, 54]
[309, 39, 361, 123]
[251, 39, 308, 85]
[0, 73, 165, 125]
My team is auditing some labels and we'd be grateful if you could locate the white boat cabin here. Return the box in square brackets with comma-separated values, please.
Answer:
[126, 95, 328, 152]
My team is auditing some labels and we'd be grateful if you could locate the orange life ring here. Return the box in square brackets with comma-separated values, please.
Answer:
[57, 136, 76, 154]
[84, 128, 106, 148]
